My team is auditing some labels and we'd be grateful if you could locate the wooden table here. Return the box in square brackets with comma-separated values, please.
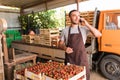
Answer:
[12, 40, 65, 62]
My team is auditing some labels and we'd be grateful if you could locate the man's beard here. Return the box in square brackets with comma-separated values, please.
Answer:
[71, 21, 79, 25]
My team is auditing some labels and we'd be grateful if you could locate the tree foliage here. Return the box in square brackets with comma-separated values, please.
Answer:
[18, 10, 60, 34]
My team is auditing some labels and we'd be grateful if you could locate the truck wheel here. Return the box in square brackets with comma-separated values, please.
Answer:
[100, 55, 120, 80]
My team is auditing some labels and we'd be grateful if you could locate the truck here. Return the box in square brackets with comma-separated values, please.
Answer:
[11, 9, 120, 80]
[89, 9, 120, 80]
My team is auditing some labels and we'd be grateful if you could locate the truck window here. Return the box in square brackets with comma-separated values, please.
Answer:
[105, 15, 117, 30]
[104, 12, 120, 30]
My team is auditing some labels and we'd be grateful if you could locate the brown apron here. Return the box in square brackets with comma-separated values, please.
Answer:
[65, 26, 90, 80]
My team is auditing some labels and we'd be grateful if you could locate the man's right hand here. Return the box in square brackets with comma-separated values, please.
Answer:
[65, 47, 73, 54]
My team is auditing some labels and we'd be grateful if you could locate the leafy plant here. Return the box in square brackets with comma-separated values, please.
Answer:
[18, 9, 62, 34]
[38, 10, 58, 29]
[18, 14, 28, 30]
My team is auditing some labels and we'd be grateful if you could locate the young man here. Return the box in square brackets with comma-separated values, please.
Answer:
[59, 10, 102, 80]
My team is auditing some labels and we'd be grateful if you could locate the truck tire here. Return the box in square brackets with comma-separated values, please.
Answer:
[100, 54, 120, 80]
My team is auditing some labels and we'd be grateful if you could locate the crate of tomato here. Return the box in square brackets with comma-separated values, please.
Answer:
[14, 69, 27, 80]
[25, 62, 86, 80]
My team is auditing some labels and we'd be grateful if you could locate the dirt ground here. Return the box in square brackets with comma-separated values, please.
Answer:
[90, 70, 108, 80]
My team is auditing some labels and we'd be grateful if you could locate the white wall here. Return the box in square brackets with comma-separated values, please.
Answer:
[63, 0, 120, 12]
[79, 0, 120, 11]
[0, 12, 20, 29]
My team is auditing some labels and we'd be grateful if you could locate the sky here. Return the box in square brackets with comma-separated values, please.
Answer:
[64, 0, 120, 12]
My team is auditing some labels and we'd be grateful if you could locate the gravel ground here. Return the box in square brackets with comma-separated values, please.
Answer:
[90, 70, 108, 80]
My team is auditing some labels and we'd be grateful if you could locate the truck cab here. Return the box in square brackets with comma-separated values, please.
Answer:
[93, 10, 120, 80]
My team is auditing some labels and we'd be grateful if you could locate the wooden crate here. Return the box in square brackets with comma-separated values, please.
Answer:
[22, 35, 35, 43]
[81, 11, 94, 25]
[25, 69, 42, 80]
[51, 36, 59, 47]
[24, 62, 86, 80]
[14, 69, 27, 80]
[44, 71, 86, 80]
[14, 72, 26, 80]
[33, 35, 41, 44]
[44, 65, 86, 80]
[22, 35, 27, 42]
[25, 35, 35, 43]
[36, 29, 60, 46]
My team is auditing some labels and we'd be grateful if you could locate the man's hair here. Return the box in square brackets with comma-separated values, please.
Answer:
[69, 10, 78, 17]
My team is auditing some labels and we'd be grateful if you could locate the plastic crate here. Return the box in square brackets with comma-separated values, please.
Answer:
[4, 30, 22, 48]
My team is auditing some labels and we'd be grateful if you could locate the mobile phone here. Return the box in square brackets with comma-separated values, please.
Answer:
[79, 18, 83, 24]
[79, 19, 82, 23]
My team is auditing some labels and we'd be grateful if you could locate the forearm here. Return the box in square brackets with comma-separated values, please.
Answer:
[87, 24, 101, 37]
[59, 40, 73, 54]
[59, 40, 67, 51]
[81, 18, 102, 37]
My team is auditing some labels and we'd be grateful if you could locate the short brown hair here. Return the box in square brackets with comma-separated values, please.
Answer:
[69, 10, 78, 17]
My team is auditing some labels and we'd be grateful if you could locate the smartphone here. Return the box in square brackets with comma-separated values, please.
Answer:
[79, 19, 82, 23]
[79, 18, 83, 24]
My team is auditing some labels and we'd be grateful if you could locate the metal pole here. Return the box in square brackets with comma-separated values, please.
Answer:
[76, 0, 79, 11]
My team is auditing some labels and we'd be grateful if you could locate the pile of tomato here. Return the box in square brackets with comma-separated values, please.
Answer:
[26, 61, 84, 80]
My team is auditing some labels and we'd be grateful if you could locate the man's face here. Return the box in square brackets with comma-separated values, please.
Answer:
[70, 11, 80, 24]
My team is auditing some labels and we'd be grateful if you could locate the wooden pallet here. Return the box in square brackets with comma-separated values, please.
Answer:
[36, 29, 60, 46]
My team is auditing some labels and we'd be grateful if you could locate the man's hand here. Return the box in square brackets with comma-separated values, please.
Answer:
[65, 47, 73, 54]
[80, 18, 89, 26]
[59, 40, 73, 54]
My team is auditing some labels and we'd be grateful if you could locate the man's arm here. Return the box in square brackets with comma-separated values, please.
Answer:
[86, 24, 102, 37]
[59, 40, 67, 51]
[59, 40, 73, 54]
[81, 18, 102, 37]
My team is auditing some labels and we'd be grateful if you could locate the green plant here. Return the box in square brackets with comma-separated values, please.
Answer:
[18, 10, 61, 34]
[38, 10, 58, 29]
[18, 15, 28, 30]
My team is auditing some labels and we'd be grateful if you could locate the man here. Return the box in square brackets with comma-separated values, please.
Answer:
[59, 10, 102, 80]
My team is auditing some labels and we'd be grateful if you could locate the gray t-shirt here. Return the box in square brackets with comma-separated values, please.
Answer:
[60, 26, 89, 45]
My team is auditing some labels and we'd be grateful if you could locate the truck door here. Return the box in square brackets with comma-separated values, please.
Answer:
[101, 12, 120, 54]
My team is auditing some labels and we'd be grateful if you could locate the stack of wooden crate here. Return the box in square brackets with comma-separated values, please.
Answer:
[21, 29, 60, 47]
[65, 11, 94, 26]
[65, 14, 71, 26]
[80, 11, 94, 25]
[38, 28, 59, 47]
